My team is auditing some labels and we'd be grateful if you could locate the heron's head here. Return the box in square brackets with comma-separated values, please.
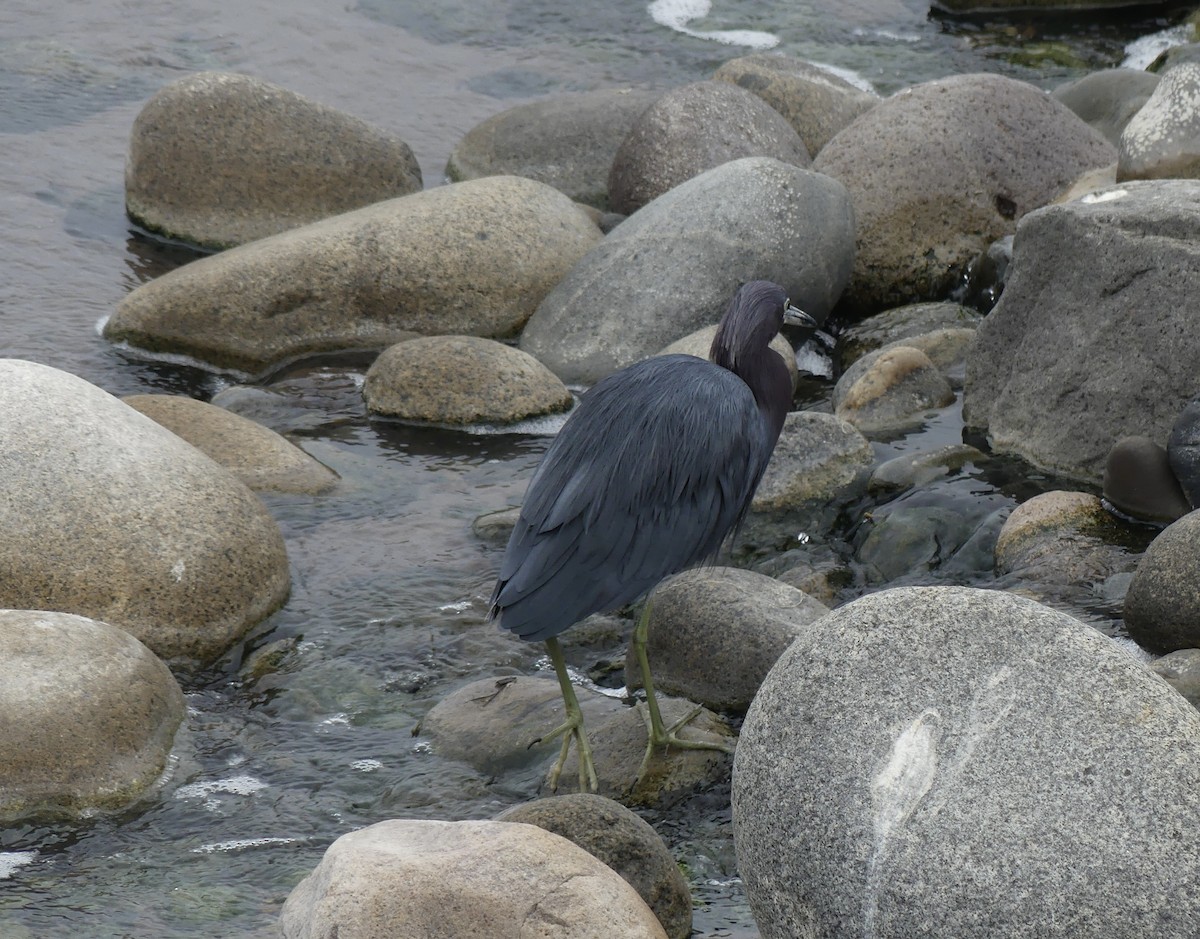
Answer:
[710, 280, 816, 372]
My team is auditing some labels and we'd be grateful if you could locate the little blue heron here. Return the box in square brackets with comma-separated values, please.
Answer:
[488, 281, 816, 790]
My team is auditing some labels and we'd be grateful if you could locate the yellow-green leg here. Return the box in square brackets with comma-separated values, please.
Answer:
[633, 602, 734, 778]
[533, 637, 598, 792]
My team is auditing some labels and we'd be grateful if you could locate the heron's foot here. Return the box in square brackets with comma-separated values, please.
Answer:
[533, 714, 599, 793]
[634, 701, 734, 782]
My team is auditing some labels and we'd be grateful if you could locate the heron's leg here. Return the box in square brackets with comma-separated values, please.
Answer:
[532, 637, 598, 793]
[633, 602, 734, 777]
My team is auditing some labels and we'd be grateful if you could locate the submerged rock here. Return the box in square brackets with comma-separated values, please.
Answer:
[855, 505, 975, 583]
[279, 819, 668, 938]
[126, 71, 422, 249]
[734, 585, 1200, 938]
[0, 610, 184, 820]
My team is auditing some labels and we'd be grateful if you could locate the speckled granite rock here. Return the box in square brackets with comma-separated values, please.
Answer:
[1119, 63, 1200, 181]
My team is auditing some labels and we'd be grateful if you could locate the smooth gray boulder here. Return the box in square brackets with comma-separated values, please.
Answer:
[1151, 648, 1200, 708]
[833, 345, 955, 433]
[496, 794, 692, 939]
[279, 819, 668, 938]
[813, 73, 1116, 314]
[106, 175, 602, 375]
[868, 444, 985, 494]
[964, 180, 1200, 483]
[446, 88, 658, 208]
[855, 506, 976, 583]
[607, 81, 810, 215]
[1119, 62, 1200, 181]
[126, 71, 422, 249]
[713, 53, 878, 156]
[0, 360, 290, 665]
[625, 567, 829, 713]
[0, 610, 184, 820]
[123, 394, 338, 495]
[1053, 68, 1159, 147]
[734, 585, 1200, 938]
[520, 158, 854, 385]
[839, 301, 982, 368]
[363, 335, 573, 425]
[1102, 435, 1190, 523]
[1125, 509, 1200, 653]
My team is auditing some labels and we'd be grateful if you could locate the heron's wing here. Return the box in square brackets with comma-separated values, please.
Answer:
[491, 355, 769, 642]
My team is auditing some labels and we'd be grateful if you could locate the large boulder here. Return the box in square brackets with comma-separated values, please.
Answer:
[607, 81, 811, 215]
[0, 360, 290, 665]
[126, 71, 422, 249]
[813, 73, 1116, 314]
[734, 586, 1200, 938]
[520, 158, 854, 384]
[447, 88, 659, 208]
[279, 818, 668, 938]
[964, 180, 1200, 483]
[0, 610, 184, 820]
[1119, 62, 1200, 181]
[1124, 509, 1200, 653]
[1053, 68, 1159, 147]
[106, 176, 602, 375]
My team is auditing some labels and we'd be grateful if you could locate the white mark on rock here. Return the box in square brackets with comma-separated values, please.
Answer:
[1081, 189, 1128, 204]
[171, 559, 185, 582]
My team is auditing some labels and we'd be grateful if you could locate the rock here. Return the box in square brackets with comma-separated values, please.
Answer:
[1167, 397, 1200, 508]
[496, 794, 692, 939]
[126, 71, 422, 249]
[964, 180, 1200, 483]
[122, 394, 338, 494]
[1053, 68, 1160, 147]
[279, 818, 668, 938]
[106, 175, 603, 376]
[767, 546, 853, 605]
[742, 410, 874, 547]
[839, 301, 982, 368]
[813, 73, 1116, 314]
[658, 324, 798, 390]
[624, 568, 829, 713]
[855, 506, 975, 583]
[0, 610, 184, 820]
[607, 81, 810, 215]
[519, 158, 854, 385]
[883, 328, 978, 388]
[1102, 435, 1190, 523]
[0, 360, 290, 665]
[473, 506, 521, 543]
[713, 53, 878, 156]
[833, 346, 955, 434]
[994, 490, 1137, 585]
[939, 507, 1010, 577]
[446, 88, 658, 209]
[1119, 63, 1200, 181]
[734, 585, 1200, 939]
[1125, 509, 1200, 652]
[363, 336, 573, 425]
[1150, 648, 1200, 708]
[868, 444, 985, 493]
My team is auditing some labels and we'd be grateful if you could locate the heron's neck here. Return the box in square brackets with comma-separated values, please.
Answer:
[733, 346, 792, 444]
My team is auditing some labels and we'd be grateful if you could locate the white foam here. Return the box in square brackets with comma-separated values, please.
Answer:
[1122, 25, 1190, 71]
[192, 837, 299, 854]
[174, 774, 269, 800]
[351, 758, 383, 772]
[0, 851, 36, 879]
[648, 0, 779, 50]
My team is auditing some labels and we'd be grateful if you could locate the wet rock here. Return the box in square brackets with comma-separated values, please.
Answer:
[995, 490, 1137, 585]
[964, 180, 1200, 483]
[743, 410, 874, 546]
[734, 585, 1200, 939]
[106, 176, 602, 376]
[855, 506, 975, 583]
[1167, 397, 1200, 508]
[363, 336, 573, 425]
[833, 346, 955, 434]
[472, 506, 521, 543]
[657, 324, 798, 390]
[1053, 68, 1160, 147]
[1102, 435, 1189, 523]
[884, 327, 978, 388]
[122, 394, 338, 495]
[446, 88, 658, 209]
[1125, 510, 1200, 653]
[0, 610, 184, 820]
[813, 73, 1116, 314]
[0, 360, 290, 665]
[607, 81, 810, 215]
[519, 158, 854, 385]
[940, 507, 1009, 576]
[868, 444, 985, 493]
[279, 818, 667, 939]
[624, 568, 829, 713]
[126, 71, 422, 249]
[770, 548, 853, 605]
[839, 301, 982, 368]
[496, 794, 692, 939]
[1119, 63, 1200, 181]
[713, 53, 878, 156]
[1150, 649, 1200, 708]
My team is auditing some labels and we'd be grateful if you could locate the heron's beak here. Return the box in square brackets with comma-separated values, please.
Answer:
[783, 302, 817, 329]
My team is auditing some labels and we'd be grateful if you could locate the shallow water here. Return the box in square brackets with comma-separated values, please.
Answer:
[0, 0, 1187, 935]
